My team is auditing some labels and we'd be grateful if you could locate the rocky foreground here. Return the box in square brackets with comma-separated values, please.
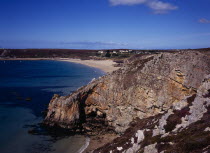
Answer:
[44, 51, 210, 152]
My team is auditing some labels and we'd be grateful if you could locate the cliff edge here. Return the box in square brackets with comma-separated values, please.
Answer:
[44, 51, 210, 152]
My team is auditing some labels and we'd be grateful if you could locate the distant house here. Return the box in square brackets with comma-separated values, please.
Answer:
[112, 51, 117, 54]
[98, 50, 104, 54]
[119, 50, 129, 53]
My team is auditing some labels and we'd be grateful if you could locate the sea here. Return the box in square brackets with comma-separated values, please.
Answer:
[0, 60, 105, 153]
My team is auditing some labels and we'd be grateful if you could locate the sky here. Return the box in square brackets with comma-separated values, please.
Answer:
[0, 0, 210, 49]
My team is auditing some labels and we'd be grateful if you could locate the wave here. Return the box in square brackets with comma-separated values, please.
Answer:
[77, 137, 90, 153]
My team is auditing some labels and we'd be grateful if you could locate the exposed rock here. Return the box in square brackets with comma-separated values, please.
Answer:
[173, 75, 210, 132]
[205, 127, 210, 132]
[44, 52, 210, 133]
[94, 75, 210, 153]
[117, 147, 123, 151]
[152, 109, 174, 136]
[144, 143, 158, 153]
[43, 51, 210, 152]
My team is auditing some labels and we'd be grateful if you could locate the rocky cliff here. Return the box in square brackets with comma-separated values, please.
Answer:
[94, 75, 210, 152]
[44, 51, 210, 152]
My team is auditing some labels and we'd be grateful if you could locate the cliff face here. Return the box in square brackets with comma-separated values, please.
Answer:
[44, 52, 210, 134]
[94, 74, 210, 153]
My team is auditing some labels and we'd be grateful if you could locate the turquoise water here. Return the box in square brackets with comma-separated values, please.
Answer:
[0, 60, 104, 153]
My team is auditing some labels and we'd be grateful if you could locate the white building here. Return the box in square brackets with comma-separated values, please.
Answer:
[98, 50, 104, 54]
[119, 50, 129, 53]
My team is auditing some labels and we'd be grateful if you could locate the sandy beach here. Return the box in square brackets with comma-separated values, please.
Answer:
[59, 58, 120, 73]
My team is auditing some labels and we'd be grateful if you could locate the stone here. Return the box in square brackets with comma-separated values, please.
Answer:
[144, 143, 158, 153]
[44, 52, 210, 134]
[43, 51, 210, 152]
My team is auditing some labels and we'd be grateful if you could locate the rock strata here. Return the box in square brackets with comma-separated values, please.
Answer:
[95, 74, 210, 152]
[44, 51, 210, 152]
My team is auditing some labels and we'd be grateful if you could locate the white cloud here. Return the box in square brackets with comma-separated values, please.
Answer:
[199, 18, 210, 24]
[147, 1, 178, 14]
[109, 0, 178, 14]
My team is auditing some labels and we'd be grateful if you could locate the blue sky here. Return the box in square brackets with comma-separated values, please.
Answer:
[0, 0, 210, 49]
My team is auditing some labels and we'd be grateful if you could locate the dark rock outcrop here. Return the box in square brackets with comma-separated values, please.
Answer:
[44, 51, 210, 152]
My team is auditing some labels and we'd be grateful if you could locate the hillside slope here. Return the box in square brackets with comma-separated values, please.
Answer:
[44, 51, 210, 152]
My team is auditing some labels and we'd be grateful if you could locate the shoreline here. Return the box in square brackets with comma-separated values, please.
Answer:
[0, 58, 120, 73]
[0, 57, 120, 152]
[59, 58, 119, 73]
[83, 133, 118, 153]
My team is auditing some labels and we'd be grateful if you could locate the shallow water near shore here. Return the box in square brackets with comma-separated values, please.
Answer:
[0, 60, 104, 153]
